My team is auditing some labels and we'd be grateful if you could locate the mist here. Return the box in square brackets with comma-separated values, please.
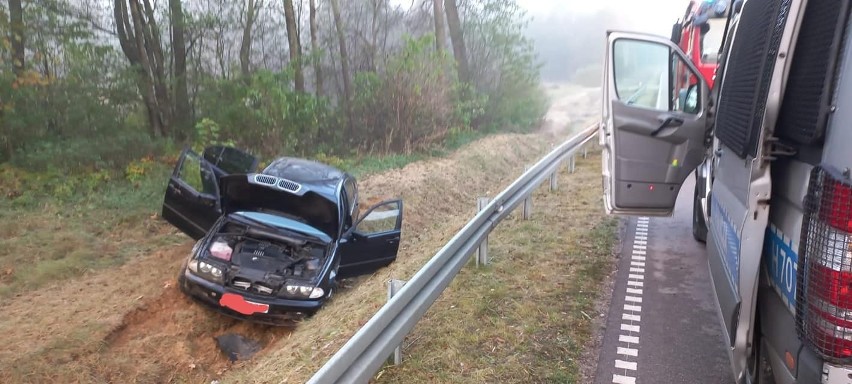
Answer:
[518, 0, 686, 83]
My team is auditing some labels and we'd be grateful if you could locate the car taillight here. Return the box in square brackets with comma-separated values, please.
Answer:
[797, 166, 852, 362]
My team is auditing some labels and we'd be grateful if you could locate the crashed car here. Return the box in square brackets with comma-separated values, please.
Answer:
[161, 145, 403, 325]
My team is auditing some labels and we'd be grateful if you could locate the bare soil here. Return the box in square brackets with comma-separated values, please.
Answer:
[0, 83, 603, 383]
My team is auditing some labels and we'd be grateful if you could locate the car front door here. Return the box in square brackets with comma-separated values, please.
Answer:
[202, 145, 258, 178]
[600, 31, 710, 216]
[162, 148, 222, 240]
[338, 199, 403, 278]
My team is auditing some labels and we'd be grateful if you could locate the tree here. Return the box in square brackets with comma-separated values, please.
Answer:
[240, 0, 258, 79]
[114, 0, 171, 137]
[433, 0, 446, 52]
[309, 0, 322, 95]
[8, 0, 24, 76]
[444, 0, 469, 83]
[283, 0, 304, 92]
[330, 0, 353, 135]
[170, 0, 190, 134]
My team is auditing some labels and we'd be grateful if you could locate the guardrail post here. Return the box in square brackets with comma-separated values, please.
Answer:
[583, 144, 588, 159]
[386, 279, 407, 366]
[523, 166, 533, 220]
[476, 197, 490, 266]
[569, 155, 576, 174]
[549, 170, 558, 192]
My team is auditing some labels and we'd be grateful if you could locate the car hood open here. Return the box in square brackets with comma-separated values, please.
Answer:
[219, 174, 339, 239]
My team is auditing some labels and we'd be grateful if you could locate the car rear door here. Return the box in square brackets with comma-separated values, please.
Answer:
[161, 148, 222, 240]
[702, 0, 802, 379]
[600, 31, 710, 216]
[338, 200, 403, 278]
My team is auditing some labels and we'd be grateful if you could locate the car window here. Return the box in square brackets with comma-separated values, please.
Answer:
[203, 146, 257, 174]
[178, 151, 216, 195]
[344, 178, 358, 216]
[613, 38, 701, 114]
[356, 201, 400, 235]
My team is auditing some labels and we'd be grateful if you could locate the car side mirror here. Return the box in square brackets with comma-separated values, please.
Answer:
[684, 84, 700, 114]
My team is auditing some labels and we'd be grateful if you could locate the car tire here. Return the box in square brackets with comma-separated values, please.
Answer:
[693, 186, 708, 243]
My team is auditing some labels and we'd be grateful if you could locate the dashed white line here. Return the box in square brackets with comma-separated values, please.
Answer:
[615, 360, 638, 370]
[613, 374, 637, 384]
[624, 304, 642, 312]
[619, 334, 639, 344]
[612, 217, 650, 384]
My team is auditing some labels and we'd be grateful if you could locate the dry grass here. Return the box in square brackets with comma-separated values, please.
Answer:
[370, 151, 616, 384]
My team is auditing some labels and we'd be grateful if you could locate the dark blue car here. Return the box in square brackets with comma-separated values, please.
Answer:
[162, 146, 403, 325]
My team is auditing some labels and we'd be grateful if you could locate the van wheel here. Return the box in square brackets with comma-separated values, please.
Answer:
[745, 329, 773, 383]
[692, 187, 708, 243]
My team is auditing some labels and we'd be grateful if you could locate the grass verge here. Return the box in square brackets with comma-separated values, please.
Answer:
[373, 151, 617, 383]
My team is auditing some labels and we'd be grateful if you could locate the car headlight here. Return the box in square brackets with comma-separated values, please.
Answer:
[282, 282, 324, 299]
[187, 259, 224, 284]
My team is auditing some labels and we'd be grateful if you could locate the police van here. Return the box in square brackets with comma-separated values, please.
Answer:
[600, 0, 852, 382]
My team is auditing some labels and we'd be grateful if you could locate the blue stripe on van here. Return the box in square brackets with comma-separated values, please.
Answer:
[762, 225, 798, 313]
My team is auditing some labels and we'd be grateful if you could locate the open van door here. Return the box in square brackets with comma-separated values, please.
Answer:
[601, 31, 711, 216]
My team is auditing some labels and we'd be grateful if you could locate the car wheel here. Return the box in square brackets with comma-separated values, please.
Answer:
[692, 186, 708, 243]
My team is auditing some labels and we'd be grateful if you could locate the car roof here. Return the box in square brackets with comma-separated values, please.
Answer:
[261, 157, 346, 202]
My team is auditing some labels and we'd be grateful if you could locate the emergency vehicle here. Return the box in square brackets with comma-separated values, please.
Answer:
[600, 0, 852, 382]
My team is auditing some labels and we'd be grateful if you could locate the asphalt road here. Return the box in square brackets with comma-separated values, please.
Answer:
[594, 176, 735, 384]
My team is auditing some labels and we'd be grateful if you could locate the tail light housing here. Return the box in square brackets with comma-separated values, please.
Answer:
[796, 166, 852, 362]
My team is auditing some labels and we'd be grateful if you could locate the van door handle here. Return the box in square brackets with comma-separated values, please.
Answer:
[651, 116, 684, 136]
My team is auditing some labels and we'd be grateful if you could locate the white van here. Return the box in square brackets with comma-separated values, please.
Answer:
[600, 0, 852, 382]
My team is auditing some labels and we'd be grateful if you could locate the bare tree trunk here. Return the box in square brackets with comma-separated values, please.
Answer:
[170, 0, 190, 136]
[240, 0, 257, 79]
[444, 0, 470, 83]
[114, 0, 170, 137]
[330, 0, 353, 137]
[283, 0, 304, 92]
[309, 0, 322, 96]
[433, 0, 446, 52]
[8, 0, 24, 76]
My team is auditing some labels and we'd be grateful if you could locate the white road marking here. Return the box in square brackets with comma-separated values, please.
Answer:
[615, 360, 638, 370]
[613, 374, 637, 384]
[619, 335, 639, 344]
[611, 217, 651, 384]
[626, 287, 643, 295]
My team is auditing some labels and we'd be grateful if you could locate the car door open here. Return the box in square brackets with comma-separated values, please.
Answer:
[338, 199, 403, 278]
[601, 31, 710, 216]
[162, 148, 222, 240]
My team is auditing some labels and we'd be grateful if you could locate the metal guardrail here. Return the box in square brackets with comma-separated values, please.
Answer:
[307, 124, 599, 384]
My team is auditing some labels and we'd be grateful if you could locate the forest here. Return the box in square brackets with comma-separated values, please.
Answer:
[0, 0, 546, 180]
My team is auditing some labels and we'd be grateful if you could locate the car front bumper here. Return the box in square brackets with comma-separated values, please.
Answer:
[179, 270, 326, 326]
